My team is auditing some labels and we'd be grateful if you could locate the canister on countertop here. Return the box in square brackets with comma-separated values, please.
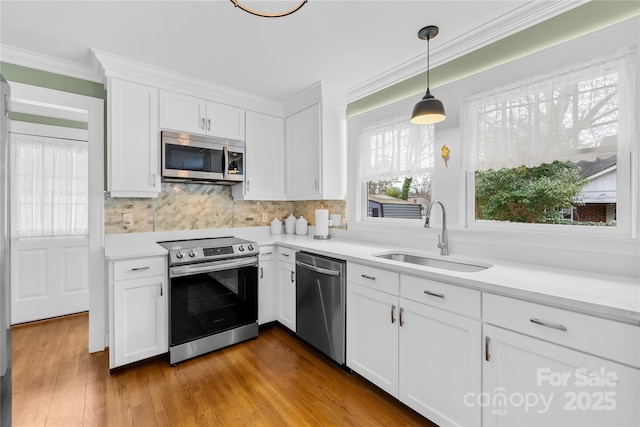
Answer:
[295, 216, 308, 235]
[285, 214, 296, 234]
[270, 217, 282, 234]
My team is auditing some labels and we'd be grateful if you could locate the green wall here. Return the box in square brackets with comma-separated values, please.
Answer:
[347, 0, 640, 117]
[0, 62, 105, 99]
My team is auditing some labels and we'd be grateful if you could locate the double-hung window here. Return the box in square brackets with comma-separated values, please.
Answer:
[464, 49, 635, 234]
[359, 116, 434, 221]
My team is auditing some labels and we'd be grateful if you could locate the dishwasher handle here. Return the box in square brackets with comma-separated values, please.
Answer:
[295, 260, 341, 277]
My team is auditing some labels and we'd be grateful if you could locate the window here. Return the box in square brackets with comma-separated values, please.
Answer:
[12, 132, 88, 237]
[359, 116, 434, 220]
[465, 49, 634, 228]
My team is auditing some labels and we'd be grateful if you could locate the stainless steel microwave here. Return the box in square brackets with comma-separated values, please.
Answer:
[161, 130, 244, 184]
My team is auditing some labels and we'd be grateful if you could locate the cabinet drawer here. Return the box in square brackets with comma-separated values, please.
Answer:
[277, 247, 296, 264]
[113, 256, 166, 281]
[483, 293, 640, 368]
[347, 263, 399, 295]
[260, 245, 275, 261]
[401, 275, 481, 318]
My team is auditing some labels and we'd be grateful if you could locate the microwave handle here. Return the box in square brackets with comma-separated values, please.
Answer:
[222, 145, 229, 180]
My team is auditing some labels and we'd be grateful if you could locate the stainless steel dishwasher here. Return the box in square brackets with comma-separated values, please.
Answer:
[295, 252, 346, 365]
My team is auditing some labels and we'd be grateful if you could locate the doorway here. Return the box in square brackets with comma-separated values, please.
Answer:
[8, 83, 104, 352]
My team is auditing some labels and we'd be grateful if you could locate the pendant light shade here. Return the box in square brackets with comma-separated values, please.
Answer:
[411, 25, 446, 125]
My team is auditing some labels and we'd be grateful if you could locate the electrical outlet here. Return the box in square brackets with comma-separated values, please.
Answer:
[122, 213, 133, 228]
[261, 213, 268, 223]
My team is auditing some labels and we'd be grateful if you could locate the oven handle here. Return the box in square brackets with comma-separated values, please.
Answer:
[170, 257, 258, 278]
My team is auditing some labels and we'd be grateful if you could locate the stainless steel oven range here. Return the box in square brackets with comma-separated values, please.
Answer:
[158, 237, 259, 365]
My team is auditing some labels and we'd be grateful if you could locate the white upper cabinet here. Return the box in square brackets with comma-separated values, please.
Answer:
[285, 104, 321, 198]
[159, 90, 245, 141]
[284, 82, 347, 200]
[107, 78, 160, 198]
[233, 111, 285, 200]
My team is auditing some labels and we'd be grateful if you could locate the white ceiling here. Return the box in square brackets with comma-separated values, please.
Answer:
[0, 1, 585, 103]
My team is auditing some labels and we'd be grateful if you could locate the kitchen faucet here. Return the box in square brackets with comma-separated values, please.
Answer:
[424, 200, 449, 256]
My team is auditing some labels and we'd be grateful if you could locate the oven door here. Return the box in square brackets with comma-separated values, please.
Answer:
[162, 132, 226, 181]
[169, 257, 258, 347]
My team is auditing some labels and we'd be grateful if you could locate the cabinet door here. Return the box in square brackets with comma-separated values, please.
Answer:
[205, 101, 244, 140]
[399, 298, 481, 427]
[113, 275, 167, 367]
[347, 282, 399, 398]
[258, 254, 275, 325]
[245, 111, 284, 198]
[108, 79, 160, 197]
[285, 104, 320, 198]
[159, 90, 206, 135]
[483, 324, 640, 427]
[276, 262, 296, 332]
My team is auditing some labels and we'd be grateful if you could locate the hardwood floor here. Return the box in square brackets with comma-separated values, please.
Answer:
[12, 313, 435, 426]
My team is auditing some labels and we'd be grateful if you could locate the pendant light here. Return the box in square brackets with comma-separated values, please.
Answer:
[411, 25, 446, 125]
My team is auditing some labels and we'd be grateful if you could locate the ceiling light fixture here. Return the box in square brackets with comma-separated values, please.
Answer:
[230, 0, 307, 18]
[411, 25, 446, 125]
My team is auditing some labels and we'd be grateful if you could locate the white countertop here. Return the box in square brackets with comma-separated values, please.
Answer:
[105, 228, 640, 326]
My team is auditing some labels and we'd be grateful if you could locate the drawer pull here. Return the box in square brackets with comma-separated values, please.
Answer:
[131, 266, 150, 271]
[530, 318, 567, 332]
[423, 290, 445, 299]
[391, 305, 396, 324]
[281, 253, 290, 257]
[361, 274, 376, 280]
[262, 251, 273, 255]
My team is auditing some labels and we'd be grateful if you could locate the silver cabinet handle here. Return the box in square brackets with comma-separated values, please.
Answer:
[246, 180, 250, 192]
[290, 271, 294, 283]
[131, 266, 150, 271]
[201, 117, 206, 129]
[260, 267, 264, 279]
[399, 307, 404, 326]
[530, 318, 567, 332]
[207, 118, 211, 130]
[262, 251, 273, 256]
[281, 253, 290, 257]
[391, 305, 396, 324]
[159, 283, 163, 297]
[361, 274, 376, 280]
[424, 290, 445, 299]
[485, 336, 491, 361]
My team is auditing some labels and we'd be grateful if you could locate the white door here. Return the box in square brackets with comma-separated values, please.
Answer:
[10, 122, 89, 324]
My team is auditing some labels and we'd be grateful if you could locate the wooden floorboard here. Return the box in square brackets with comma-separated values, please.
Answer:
[12, 313, 436, 426]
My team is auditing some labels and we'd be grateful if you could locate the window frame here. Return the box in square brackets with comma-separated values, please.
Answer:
[462, 49, 636, 238]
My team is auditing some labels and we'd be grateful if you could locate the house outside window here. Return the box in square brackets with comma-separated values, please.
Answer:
[464, 49, 635, 232]
[359, 116, 434, 221]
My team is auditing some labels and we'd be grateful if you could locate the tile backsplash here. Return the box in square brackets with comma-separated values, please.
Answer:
[105, 183, 346, 234]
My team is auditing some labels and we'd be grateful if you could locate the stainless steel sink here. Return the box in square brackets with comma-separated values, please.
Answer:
[375, 252, 490, 272]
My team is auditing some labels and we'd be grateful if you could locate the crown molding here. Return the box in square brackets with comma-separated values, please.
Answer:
[91, 49, 284, 117]
[0, 44, 102, 83]
[347, 0, 590, 103]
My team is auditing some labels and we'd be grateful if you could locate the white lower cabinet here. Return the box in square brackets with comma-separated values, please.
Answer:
[483, 293, 640, 427]
[109, 256, 167, 369]
[347, 282, 399, 396]
[346, 264, 482, 426]
[258, 246, 275, 325]
[399, 298, 481, 427]
[275, 247, 296, 332]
